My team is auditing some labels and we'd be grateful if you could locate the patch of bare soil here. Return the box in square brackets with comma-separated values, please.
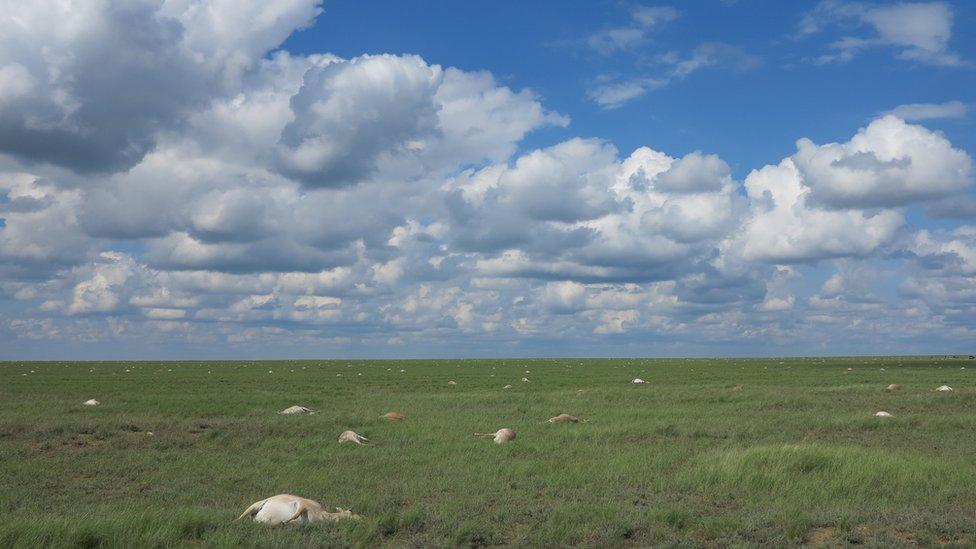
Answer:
[803, 526, 840, 547]
[846, 523, 922, 546]
[187, 422, 211, 436]
[63, 433, 110, 452]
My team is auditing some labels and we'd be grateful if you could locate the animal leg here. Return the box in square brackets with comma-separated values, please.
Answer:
[329, 507, 361, 520]
[283, 501, 309, 524]
[235, 498, 267, 521]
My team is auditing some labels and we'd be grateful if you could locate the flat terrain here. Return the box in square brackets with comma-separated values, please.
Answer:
[1, 357, 974, 548]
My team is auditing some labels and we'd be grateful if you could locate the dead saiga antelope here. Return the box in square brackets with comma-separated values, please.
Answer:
[338, 430, 368, 444]
[236, 494, 360, 525]
[279, 405, 315, 415]
[546, 413, 587, 424]
[474, 428, 516, 444]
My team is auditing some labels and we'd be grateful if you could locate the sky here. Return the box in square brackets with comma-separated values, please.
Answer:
[0, 0, 974, 359]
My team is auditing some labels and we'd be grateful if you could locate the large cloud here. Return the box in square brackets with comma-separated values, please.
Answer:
[793, 116, 971, 209]
[274, 55, 567, 188]
[448, 141, 744, 284]
[735, 158, 904, 263]
[0, 174, 91, 278]
[0, 0, 320, 173]
[55, 51, 564, 274]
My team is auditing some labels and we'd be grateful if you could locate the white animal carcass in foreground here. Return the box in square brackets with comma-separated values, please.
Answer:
[475, 428, 516, 444]
[632, 378, 646, 384]
[936, 385, 954, 392]
[83, 399, 100, 406]
[279, 405, 315, 415]
[338, 430, 368, 444]
[874, 411, 892, 417]
[236, 494, 360, 525]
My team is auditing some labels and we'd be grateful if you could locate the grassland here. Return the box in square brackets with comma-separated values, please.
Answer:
[1, 356, 974, 548]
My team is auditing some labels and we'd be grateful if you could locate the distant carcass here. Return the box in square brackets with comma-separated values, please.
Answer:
[547, 413, 585, 424]
[279, 405, 315, 415]
[236, 494, 359, 525]
[338, 430, 368, 444]
[474, 428, 516, 444]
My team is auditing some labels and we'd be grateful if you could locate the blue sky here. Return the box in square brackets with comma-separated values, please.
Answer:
[290, 1, 976, 172]
[0, 1, 974, 359]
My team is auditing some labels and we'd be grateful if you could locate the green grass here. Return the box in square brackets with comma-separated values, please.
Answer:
[1, 356, 974, 547]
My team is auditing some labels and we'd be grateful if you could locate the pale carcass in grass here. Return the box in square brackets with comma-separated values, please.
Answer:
[885, 384, 900, 392]
[338, 430, 368, 444]
[83, 399, 100, 406]
[236, 494, 360, 525]
[474, 428, 516, 444]
[547, 413, 586, 424]
[279, 405, 315, 415]
[382, 412, 405, 421]
[874, 411, 892, 417]
[632, 378, 646, 384]
[936, 384, 954, 392]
